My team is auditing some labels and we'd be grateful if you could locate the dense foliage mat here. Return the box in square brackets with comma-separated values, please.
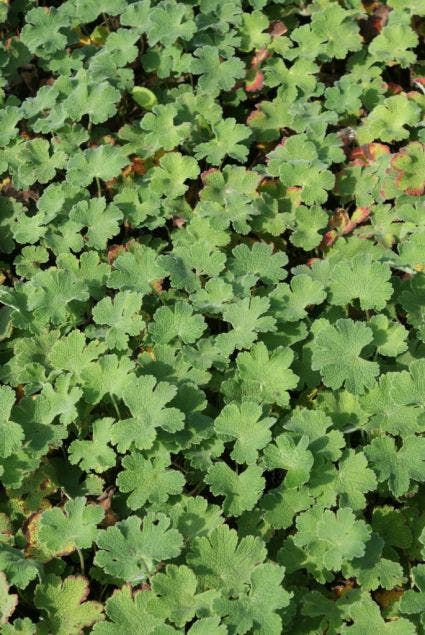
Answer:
[0, 0, 425, 632]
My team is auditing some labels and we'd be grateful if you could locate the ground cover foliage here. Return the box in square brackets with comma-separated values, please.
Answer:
[0, 0, 424, 632]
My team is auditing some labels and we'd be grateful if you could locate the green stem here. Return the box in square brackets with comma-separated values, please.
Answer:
[110, 394, 121, 419]
[77, 548, 85, 575]
[188, 481, 207, 497]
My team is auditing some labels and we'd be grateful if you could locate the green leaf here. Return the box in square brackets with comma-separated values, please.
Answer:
[198, 165, 261, 234]
[108, 243, 166, 295]
[111, 374, 184, 451]
[91, 585, 166, 635]
[223, 342, 299, 407]
[48, 330, 106, 378]
[310, 4, 362, 59]
[206, 463, 265, 517]
[0, 386, 24, 459]
[216, 297, 276, 355]
[290, 206, 329, 251]
[69, 197, 123, 250]
[116, 450, 185, 509]
[215, 562, 291, 635]
[151, 564, 217, 628]
[0, 546, 39, 590]
[294, 507, 371, 573]
[240, 10, 271, 51]
[372, 506, 413, 550]
[229, 241, 288, 290]
[0, 572, 17, 626]
[357, 94, 420, 144]
[369, 10, 418, 68]
[194, 118, 251, 166]
[150, 152, 200, 199]
[270, 275, 326, 322]
[188, 617, 227, 635]
[188, 524, 267, 595]
[400, 564, 425, 617]
[191, 47, 245, 96]
[68, 418, 116, 473]
[214, 401, 275, 464]
[261, 485, 312, 530]
[25, 268, 90, 325]
[335, 450, 377, 511]
[21, 7, 69, 56]
[95, 513, 183, 583]
[66, 146, 128, 187]
[311, 318, 379, 394]
[370, 314, 408, 357]
[91, 291, 145, 350]
[64, 75, 122, 125]
[2, 617, 37, 635]
[264, 434, 314, 488]
[267, 134, 335, 205]
[146, 2, 195, 46]
[149, 302, 206, 345]
[343, 534, 404, 591]
[38, 497, 104, 556]
[342, 593, 415, 634]
[70, 0, 126, 22]
[0, 106, 21, 147]
[34, 575, 104, 635]
[9, 139, 66, 190]
[139, 104, 190, 155]
[328, 255, 392, 311]
[366, 435, 425, 498]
